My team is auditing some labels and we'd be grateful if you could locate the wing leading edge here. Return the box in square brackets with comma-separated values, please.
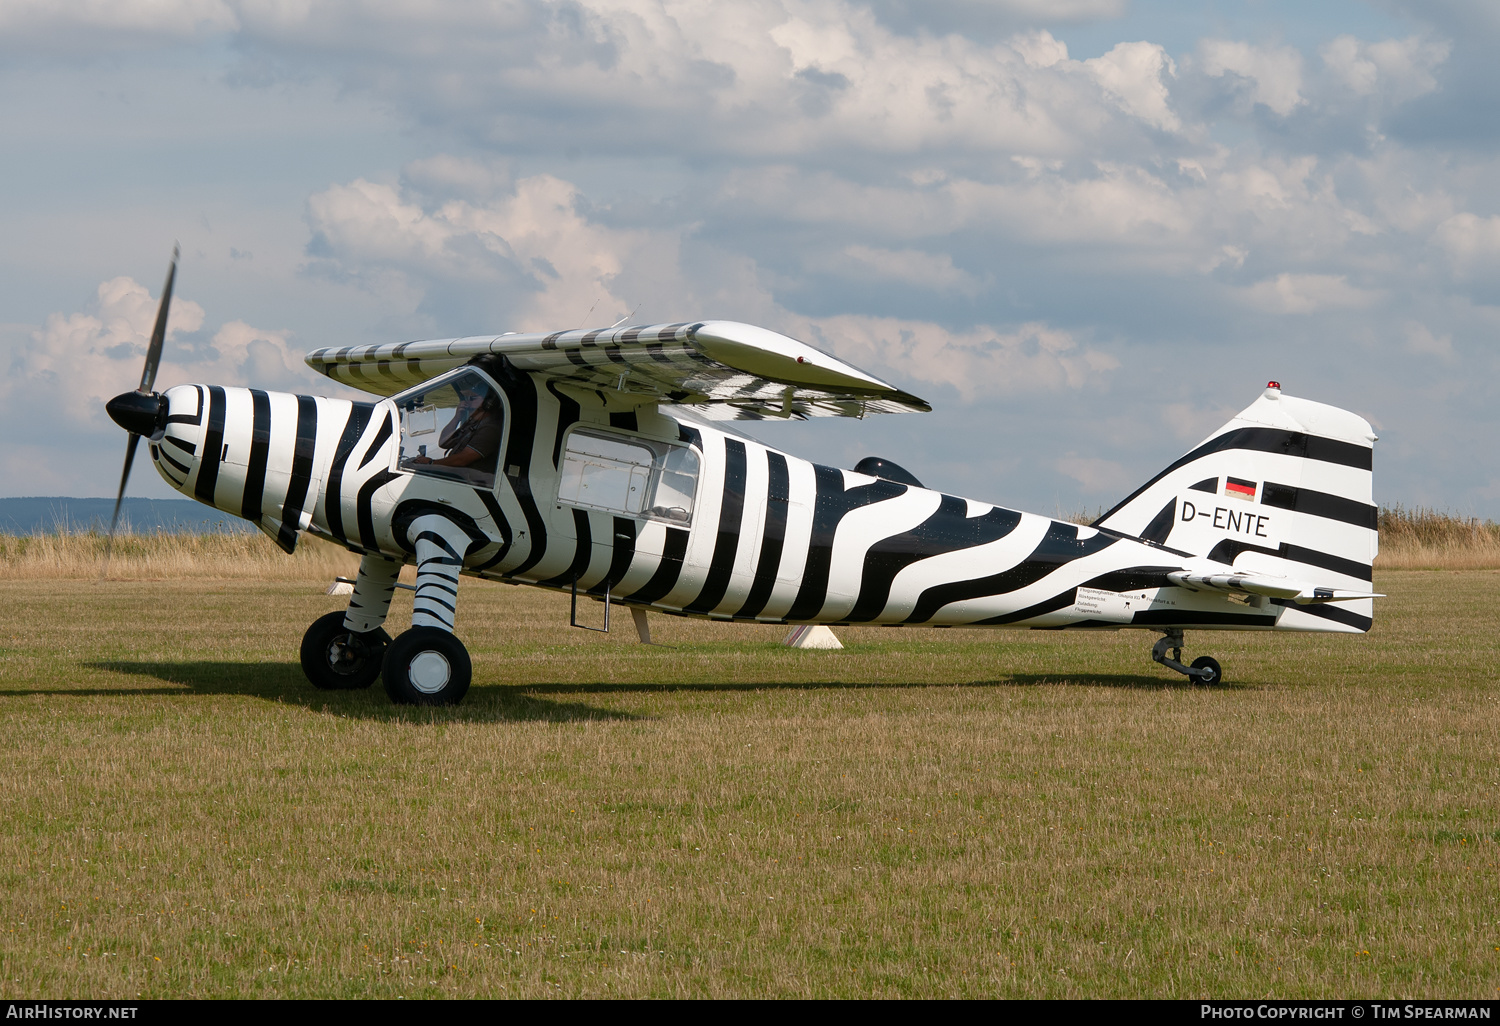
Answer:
[304, 320, 930, 421]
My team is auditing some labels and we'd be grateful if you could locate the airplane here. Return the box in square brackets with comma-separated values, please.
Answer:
[105, 251, 1381, 704]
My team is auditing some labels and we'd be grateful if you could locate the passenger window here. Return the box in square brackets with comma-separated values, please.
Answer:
[651, 445, 699, 523]
[558, 428, 700, 524]
[394, 370, 506, 488]
[559, 432, 654, 514]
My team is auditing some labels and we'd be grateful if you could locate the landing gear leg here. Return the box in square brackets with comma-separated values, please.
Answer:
[343, 553, 403, 634]
[383, 515, 473, 706]
[299, 552, 401, 690]
[1150, 630, 1223, 685]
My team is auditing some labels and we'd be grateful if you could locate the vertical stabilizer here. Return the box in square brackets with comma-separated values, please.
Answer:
[1094, 384, 1377, 630]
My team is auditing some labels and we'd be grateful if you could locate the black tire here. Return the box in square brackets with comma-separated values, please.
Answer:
[300, 611, 390, 690]
[1190, 655, 1223, 686]
[382, 627, 472, 706]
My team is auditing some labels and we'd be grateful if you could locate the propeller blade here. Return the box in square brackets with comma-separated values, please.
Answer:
[105, 244, 177, 579]
[101, 433, 140, 578]
[138, 243, 178, 394]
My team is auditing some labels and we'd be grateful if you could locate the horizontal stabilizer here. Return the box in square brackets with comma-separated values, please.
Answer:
[306, 320, 929, 421]
[1167, 570, 1382, 604]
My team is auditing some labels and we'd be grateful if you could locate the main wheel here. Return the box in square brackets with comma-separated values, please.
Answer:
[1190, 655, 1223, 686]
[300, 611, 389, 690]
[383, 627, 472, 706]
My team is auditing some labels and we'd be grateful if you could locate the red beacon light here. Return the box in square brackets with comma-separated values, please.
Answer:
[1266, 380, 1281, 390]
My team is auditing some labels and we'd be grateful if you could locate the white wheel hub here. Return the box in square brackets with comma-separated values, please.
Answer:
[409, 650, 452, 693]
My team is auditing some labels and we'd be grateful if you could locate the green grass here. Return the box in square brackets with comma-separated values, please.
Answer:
[0, 571, 1497, 998]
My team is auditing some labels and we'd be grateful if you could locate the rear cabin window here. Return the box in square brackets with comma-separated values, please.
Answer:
[558, 429, 700, 524]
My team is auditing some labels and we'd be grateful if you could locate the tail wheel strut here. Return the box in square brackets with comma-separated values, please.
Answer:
[1151, 630, 1223, 685]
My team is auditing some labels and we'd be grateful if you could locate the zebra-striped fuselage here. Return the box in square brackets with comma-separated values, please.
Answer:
[147, 369, 1355, 633]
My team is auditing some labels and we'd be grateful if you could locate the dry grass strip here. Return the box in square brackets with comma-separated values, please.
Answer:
[1376, 507, 1500, 570]
[0, 531, 358, 581]
[4, 503, 1496, 581]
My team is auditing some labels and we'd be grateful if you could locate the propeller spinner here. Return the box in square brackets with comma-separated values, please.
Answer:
[102, 245, 178, 567]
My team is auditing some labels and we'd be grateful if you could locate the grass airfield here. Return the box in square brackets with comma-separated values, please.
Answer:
[0, 569, 1496, 998]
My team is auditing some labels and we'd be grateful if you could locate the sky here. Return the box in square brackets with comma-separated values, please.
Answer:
[4, 0, 1499, 518]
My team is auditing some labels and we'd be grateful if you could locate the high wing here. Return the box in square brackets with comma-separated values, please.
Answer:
[305, 320, 929, 421]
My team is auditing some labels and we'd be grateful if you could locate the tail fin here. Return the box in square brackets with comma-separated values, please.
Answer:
[1095, 383, 1377, 627]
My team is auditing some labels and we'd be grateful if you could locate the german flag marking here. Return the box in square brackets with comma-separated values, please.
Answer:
[1225, 477, 1257, 502]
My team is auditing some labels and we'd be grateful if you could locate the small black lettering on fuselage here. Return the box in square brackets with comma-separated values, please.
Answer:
[1180, 500, 1270, 537]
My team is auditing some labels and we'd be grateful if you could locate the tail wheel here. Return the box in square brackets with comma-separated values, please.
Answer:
[300, 611, 389, 690]
[1190, 655, 1223, 686]
[383, 627, 472, 706]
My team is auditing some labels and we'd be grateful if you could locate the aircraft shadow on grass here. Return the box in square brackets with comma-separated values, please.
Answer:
[60, 662, 1231, 724]
[77, 660, 638, 723]
[513, 673, 1237, 696]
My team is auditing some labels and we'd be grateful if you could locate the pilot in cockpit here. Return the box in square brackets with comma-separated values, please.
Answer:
[409, 386, 503, 472]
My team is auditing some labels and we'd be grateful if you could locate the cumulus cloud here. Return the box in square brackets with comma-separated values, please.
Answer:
[1403, 320, 1454, 360]
[865, 0, 1124, 40]
[303, 164, 1115, 400]
[199, 3, 1189, 164]
[19, 276, 205, 420]
[1009, 29, 1069, 68]
[307, 179, 452, 266]
[811, 244, 981, 295]
[1432, 212, 1500, 277]
[797, 315, 1117, 400]
[0, 0, 236, 52]
[1321, 35, 1450, 101]
[9, 0, 1500, 513]
[1239, 273, 1380, 314]
[1086, 41, 1180, 132]
[8, 276, 304, 427]
[306, 171, 658, 332]
[706, 143, 1404, 308]
[210, 320, 301, 382]
[715, 159, 1204, 257]
[1198, 39, 1305, 116]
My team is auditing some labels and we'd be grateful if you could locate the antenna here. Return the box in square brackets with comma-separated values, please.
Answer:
[608, 303, 642, 330]
[575, 294, 603, 330]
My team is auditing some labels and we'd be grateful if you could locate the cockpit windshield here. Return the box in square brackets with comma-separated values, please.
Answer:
[394, 369, 506, 488]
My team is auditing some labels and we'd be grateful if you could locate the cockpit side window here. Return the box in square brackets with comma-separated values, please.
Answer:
[557, 428, 700, 524]
[395, 370, 506, 488]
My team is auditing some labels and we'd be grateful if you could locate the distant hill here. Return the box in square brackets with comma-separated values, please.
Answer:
[0, 497, 251, 534]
